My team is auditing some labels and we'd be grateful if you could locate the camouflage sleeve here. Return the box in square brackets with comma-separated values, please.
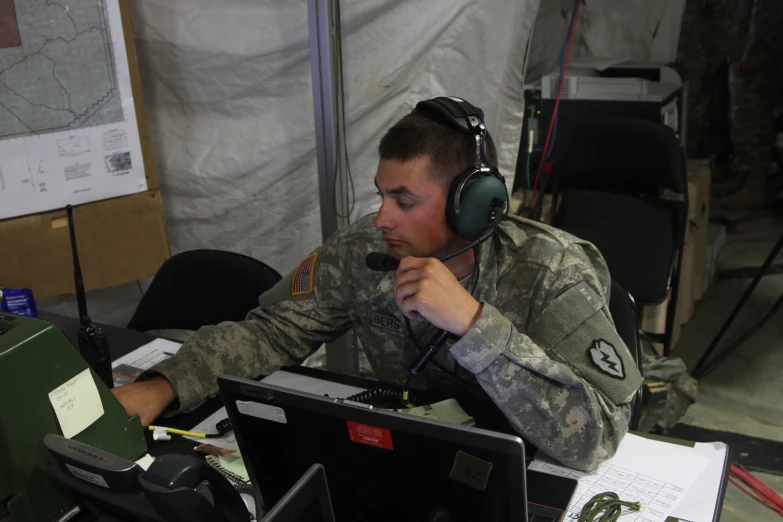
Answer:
[449, 244, 643, 471]
[139, 228, 354, 413]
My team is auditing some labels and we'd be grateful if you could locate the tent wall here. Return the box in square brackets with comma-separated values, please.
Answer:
[38, 0, 541, 327]
[526, 0, 684, 82]
[38, 0, 687, 328]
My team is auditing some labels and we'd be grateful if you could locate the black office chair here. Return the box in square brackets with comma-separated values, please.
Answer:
[552, 117, 688, 355]
[127, 249, 283, 332]
[608, 279, 644, 431]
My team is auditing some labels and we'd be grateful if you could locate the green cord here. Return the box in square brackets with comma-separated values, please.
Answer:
[525, 104, 536, 208]
[525, 149, 532, 207]
[578, 492, 641, 522]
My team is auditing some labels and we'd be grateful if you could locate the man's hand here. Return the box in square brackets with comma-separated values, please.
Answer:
[110, 377, 177, 426]
[395, 257, 482, 336]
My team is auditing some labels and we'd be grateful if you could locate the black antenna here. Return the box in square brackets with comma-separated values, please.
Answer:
[66, 205, 90, 327]
[65, 204, 113, 388]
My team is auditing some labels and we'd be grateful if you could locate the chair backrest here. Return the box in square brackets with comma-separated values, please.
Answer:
[127, 250, 282, 332]
[551, 117, 688, 304]
[608, 279, 643, 431]
[554, 189, 683, 304]
[556, 117, 687, 197]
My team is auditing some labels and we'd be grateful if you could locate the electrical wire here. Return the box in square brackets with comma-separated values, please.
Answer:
[729, 464, 783, 515]
[529, 0, 582, 211]
[524, 120, 534, 208]
[350, 245, 485, 408]
[404, 247, 482, 385]
[578, 492, 641, 521]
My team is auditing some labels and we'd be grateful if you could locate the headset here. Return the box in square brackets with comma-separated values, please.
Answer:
[367, 97, 510, 273]
[361, 97, 510, 395]
[415, 96, 509, 241]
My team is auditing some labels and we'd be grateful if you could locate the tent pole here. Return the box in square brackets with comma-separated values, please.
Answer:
[307, 0, 358, 376]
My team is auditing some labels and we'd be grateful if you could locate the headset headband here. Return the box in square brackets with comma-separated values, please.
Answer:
[415, 97, 491, 168]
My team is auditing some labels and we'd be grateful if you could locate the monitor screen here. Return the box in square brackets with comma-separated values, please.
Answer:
[220, 376, 528, 522]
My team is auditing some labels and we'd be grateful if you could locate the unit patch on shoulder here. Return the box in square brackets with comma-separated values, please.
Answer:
[587, 339, 625, 379]
[292, 253, 318, 296]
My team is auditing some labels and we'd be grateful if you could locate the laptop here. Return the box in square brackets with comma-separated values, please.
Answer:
[219, 375, 576, 522]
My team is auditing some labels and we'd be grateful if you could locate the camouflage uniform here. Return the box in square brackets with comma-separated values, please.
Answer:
[729, 0, 783, 176]
[679, 0, 782, 177]
[677, 0, 744, 158]
[144, 214, 643, 471]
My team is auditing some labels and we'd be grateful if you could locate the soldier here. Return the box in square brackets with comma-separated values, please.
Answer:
[677, 0, 744, 160]
[719, 0, 783, 207]
[678, 0, 782, 205]
[113, 98, 642, 471]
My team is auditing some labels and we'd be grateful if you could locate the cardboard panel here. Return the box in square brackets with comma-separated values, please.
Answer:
[688, 160, 712, 300]
[676, 180, 700, 326]
[0, 190, 170, 300]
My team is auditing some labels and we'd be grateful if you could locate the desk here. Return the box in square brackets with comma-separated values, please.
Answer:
[12, 313, 730, 522]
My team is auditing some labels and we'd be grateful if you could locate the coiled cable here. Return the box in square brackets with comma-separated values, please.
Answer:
[205, 417, 233, 438]
[344, 387, 419, 408]
[578, 492, 641, 521]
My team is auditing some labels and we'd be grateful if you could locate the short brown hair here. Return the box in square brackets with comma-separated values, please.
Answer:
[378, 109, 498, 185]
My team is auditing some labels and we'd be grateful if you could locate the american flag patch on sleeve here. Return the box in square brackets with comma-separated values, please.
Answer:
[292, 253, 318, 296]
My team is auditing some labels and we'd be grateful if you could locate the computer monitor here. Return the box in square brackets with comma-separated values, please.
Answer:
[260, 463, 336, 522]
[219, 375, 530, 522]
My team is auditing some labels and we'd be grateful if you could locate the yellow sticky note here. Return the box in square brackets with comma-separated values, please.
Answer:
[48, 368, 105, 439]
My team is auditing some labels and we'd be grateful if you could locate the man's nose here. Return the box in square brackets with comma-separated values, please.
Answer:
[374, 200, 395, 231]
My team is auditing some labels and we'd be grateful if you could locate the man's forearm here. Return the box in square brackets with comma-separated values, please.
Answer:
[142, 319, 306, 412]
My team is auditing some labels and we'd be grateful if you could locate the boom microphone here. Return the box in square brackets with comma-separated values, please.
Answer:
[365, 227, 495, 273]
[365, 252, 402, 272]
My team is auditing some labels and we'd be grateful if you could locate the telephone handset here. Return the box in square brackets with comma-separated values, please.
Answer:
[139, 454, 251, 522]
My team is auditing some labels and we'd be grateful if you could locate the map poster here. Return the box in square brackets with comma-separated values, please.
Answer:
[0, 0, 148, 220]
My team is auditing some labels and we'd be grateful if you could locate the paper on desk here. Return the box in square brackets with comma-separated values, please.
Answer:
[111, 338, 182, 387]
[529, 433, 709, 522]
[186, 406, 236, 450]
[392, 399, 475, 427]
[669, 441, 729, 522]
[261, 370, 365, 398]
[48, 368, 105, 439]
[135, 454, 156, 471]
[218, 454, 250, 482]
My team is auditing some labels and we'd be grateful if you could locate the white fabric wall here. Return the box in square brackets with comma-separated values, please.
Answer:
[39, 0, 541, 326]
[525, 0, 683, 82]
[40, 0, 688, 327]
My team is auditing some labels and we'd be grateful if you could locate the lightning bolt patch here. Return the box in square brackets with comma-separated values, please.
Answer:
[588, 339, 625, 379]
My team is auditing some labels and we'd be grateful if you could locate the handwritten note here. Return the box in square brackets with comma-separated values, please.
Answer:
[48, 368, 104, 438]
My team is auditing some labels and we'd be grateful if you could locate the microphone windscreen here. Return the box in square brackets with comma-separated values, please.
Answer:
[365, 252, 400, 272]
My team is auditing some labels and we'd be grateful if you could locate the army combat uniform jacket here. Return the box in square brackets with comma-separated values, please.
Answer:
[146, 214, 643, 471]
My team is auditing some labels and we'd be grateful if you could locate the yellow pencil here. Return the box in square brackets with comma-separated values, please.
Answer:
[148, 425, 207, 438]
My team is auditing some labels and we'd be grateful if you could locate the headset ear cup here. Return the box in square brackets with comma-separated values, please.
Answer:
[446, 169, 474, 235]
[454, 174, 508, 240]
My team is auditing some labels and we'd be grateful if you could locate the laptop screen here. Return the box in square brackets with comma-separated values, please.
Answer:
[219, 375, 528, 522]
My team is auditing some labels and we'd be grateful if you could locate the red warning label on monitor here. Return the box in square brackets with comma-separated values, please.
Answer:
[347, 421, 393, 450]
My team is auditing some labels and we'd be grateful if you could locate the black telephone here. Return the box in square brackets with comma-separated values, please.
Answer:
[44, 434, 253, 522]
[139, 454, 251, 522]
